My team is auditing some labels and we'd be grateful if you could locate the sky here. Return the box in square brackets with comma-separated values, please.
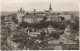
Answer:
[1, 0, 79, 11]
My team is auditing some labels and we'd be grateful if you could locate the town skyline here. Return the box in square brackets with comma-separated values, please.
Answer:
[1, 0, 79, 12]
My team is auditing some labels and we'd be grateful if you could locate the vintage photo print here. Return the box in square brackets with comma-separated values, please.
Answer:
[1, 0, 79, 50]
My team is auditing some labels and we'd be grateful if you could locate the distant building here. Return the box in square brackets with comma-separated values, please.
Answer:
[47, 15, 61, 22]
[45, 2, 53, 14]
[44, 2, 62, 22]
[22, 15, 33, 23]
[17, 13, 25, 24]
[16, 3, 54, 24]
[17, 8, 26, 24]
[33, 15, 44, 23]
[2, 16, 12, 27]
[59, 13, 71, 20]
[49, 2, 52, 12]
[33, 9, 36, 15]
[18, 8, 25, 14]
[22, 14, 44, 23]
[33, 9, 43, 23]
[10, 21, 18, 30]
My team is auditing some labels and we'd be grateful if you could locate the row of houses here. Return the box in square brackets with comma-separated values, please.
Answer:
[16, 7, 78, 24]
[1, 2, 79, 28]
[15, 2, 76, 24]
[1, 3, 78, 28]
[1, 15, 12, 27]
[6, 24, 78, 50]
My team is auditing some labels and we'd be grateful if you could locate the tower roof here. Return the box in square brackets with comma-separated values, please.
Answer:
[20, 7, 22, 10]
[49, 2, 52, 11]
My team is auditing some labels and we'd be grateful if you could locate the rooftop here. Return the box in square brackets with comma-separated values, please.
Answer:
[23, 14, 45, 19]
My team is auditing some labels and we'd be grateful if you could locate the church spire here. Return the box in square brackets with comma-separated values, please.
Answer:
[49, 2, 52, 11]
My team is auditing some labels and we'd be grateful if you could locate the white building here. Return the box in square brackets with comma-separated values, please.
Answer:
[34, 15, 43, 23]
[23, 14, 44, 23]
[3, 16, 12, 27]
[17, 8, 25, 24]
[24, 18, 33, 23]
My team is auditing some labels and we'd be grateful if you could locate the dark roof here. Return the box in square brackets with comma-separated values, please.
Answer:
[70, 19, 76, 23]
[67, 19, 76, 23]
[11, 30, 26, 36]
[35, 15, 44, 18]
[23, 14, 44, 19]
[3, 20, 11, 22]
[23, 15, 33, 18]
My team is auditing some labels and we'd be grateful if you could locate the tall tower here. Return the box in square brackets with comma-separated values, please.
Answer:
[20, 8, 23, 13]
[33, 9, 36, 15]
[49, 2, 52, 11]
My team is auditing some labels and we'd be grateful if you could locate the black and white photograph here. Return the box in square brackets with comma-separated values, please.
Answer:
[1, 0, 79, 50]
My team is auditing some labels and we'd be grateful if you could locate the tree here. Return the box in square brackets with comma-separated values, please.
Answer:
[61, 17, 65, 20]
[71, 23, 79, 31]
[43, 16, 47, 21]
[26, 12, 29, 15]
[75, 16, 79, 31]
[50, 21, 59, 29]
[1, 16, 5, 20]
[59, 22, 66, 30]
[49, 31, 60, 39]
[40, 31, 47, 40]
[12, 13, 18, 24]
